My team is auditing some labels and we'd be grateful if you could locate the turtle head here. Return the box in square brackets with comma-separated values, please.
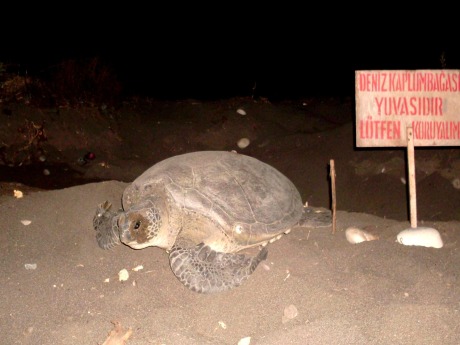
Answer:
[118, 200, 164, 249]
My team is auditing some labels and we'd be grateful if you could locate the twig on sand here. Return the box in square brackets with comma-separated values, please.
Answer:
[330, 159, 337, 234]
[101, 321, 133, 345]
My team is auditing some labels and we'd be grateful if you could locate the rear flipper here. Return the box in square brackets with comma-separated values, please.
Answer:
[93, 201, 121, 250]
[299, 206, 332, 228]
[169, 242, 268, 293]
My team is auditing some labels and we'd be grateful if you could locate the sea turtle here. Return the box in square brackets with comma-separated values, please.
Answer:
[93, 151, 331, 293]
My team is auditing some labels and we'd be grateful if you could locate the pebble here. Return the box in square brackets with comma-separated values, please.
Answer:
[345, 227, 378, 244]
[237, 138, 250, 149]
[282, 304, 298, 323]
[25, 263, 37, 270]
[14, 190, 24, 198]
[452, 178, 460, 189]
[118, 269, 129, 282]
[238, 337, 251, 345]
[236, 108, 246, 116]
[397, 227, 443, 248]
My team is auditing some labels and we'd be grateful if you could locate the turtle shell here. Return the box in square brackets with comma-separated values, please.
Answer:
[122, 151, 303, 246]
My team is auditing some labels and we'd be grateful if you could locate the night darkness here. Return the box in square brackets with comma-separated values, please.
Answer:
[1, 8, 459, 101]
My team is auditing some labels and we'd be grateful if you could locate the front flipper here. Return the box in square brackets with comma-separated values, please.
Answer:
[93, 201, 122, 250]
[169, 242, 268, 294]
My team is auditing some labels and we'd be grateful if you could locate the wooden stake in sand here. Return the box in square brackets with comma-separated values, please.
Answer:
[329, 159, 337, 234]
[406, 126, 417, 228]
[396, 125, 444, 248]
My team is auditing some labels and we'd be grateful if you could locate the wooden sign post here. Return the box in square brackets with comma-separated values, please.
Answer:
[406, 126, 417, 228]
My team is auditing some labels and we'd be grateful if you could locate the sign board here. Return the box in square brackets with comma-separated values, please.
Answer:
[355, 70, 460, 147]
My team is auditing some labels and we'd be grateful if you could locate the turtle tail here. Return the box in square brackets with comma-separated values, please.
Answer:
[93, 201, 121, 250]
[169, 242, 268, 294]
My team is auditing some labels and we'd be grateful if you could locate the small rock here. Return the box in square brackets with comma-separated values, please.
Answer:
[13, 190, 24, 198]
[238, 336, 251, 345]
[345, 227, 378, 244]
[452, 178, 460, 189]
[237, 138, 250, 149]
[21, 220, 32, 226]
[397, 227, 443, 248]
[236, 108, 246, 116]
[282, 304, 298, 323]
[118, 269, 129, 282]
[25, 263, 37, 270]
[43, 169, 50, 176]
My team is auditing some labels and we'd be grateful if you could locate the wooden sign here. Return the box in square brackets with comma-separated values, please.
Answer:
[355, 70, 460, 147]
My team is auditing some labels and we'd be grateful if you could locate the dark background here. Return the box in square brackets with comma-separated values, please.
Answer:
[2, 7, 459, 101]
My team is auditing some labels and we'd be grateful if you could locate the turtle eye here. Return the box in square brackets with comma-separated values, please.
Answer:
[133, 220, 141, 230]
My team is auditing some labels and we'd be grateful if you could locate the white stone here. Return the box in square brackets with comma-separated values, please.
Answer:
[238, 337, 251, 345]
[397, 227, 443, 248]
[118, 269, 130, 281]
[345, 227, 378, 244]
[237, 138, 250, 149]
